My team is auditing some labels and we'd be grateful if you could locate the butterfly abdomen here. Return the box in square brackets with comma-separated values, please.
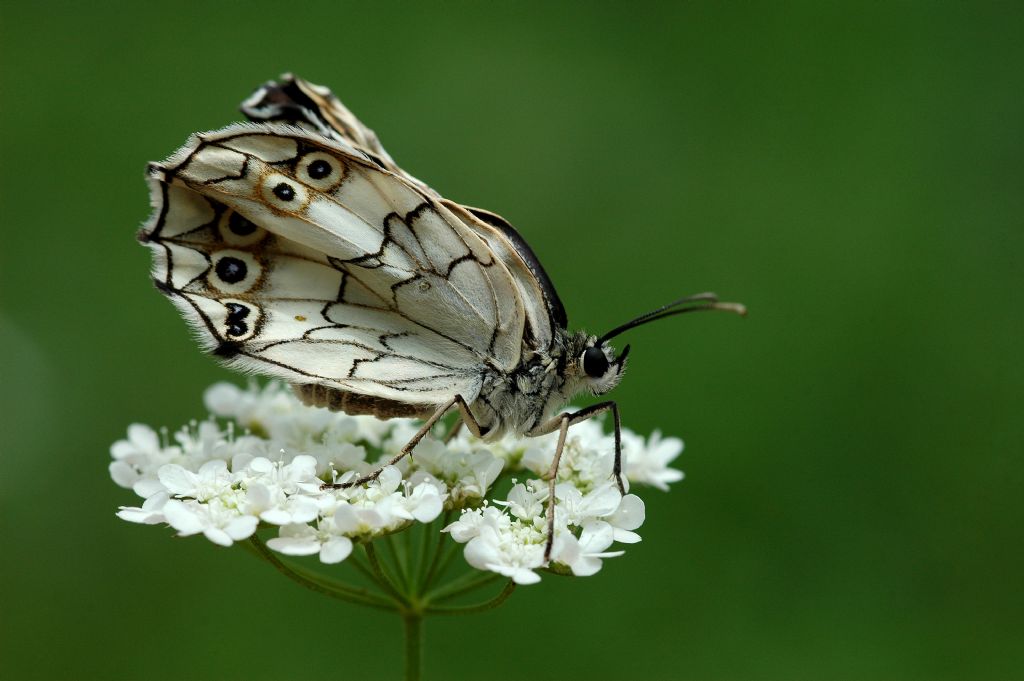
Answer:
[292, 383, 433, 420]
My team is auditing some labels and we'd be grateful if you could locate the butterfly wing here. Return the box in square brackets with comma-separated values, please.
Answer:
[142, 123, 526, 406]
[241, 75, 568, 346]
[240, 73, 434, 196]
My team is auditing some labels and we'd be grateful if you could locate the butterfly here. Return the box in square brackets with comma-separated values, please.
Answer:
[140, 74, 745, 559]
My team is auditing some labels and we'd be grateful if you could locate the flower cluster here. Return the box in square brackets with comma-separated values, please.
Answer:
[111, 382, 684, 584]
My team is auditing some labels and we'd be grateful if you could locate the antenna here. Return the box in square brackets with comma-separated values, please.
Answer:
[598, 292, 746, 343]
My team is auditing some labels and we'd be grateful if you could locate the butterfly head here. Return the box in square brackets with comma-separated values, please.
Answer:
[553, 330, 630, 402]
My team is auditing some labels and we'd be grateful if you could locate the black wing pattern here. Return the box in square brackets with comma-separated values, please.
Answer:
[142, 125, 527, 405]
[241, 74, 568, 337]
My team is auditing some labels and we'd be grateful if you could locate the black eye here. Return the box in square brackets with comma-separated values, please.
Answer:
[583, 346, 609, 378]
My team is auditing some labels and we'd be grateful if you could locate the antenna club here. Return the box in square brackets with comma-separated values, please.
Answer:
[717, 302, 748, 317]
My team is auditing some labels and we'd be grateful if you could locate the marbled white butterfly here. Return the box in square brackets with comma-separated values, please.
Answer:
[139, 74, 745, 558]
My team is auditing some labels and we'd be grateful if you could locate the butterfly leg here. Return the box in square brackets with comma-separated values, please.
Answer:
[323, 395, 488, 489]
[527, 401, 624, 562]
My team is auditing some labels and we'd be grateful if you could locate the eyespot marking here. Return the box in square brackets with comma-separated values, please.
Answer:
[296, 151, 345, 191]
[220, 299, 261, 341]
[216, 257, 247, 284]
[217, 209, 267, 246]
[227, 320, 249, 337]
[260, 172, 309, 211]
[308, 160, 331, 179]
[273, 182, 295, 201]
[209, 251, 261, 294]
[226, 302, 250, 319]
[228, 212, 257, 236]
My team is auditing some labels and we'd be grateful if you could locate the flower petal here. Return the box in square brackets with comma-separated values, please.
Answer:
[319, 537, 353, 564]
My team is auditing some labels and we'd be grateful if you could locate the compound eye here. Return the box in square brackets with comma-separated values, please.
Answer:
[583, 346, 609, 378]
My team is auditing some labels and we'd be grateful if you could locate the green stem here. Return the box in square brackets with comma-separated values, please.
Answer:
[427, 580, 516, 615]
[348, 546, 397, 594]
[403, 612, 423, 681]
[387, 533, 411, 594]
[248, 536, 395, 611]
[363, 543, 405, 602]
[420, 511, 454, 590]
[426, 570, 503, 603]
[424, 533, 461, 591]
[404, 521, 416, 582]
[414, 518, 435, 590]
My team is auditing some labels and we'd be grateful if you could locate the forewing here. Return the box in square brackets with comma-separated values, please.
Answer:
[443, 202, 567, 350]
[241, 75, 567, 350]
[142, 124, 526, 403]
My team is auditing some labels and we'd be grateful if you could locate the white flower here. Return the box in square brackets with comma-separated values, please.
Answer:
[109, 424, 182, 498]
[394, 480, 445, 523]
[519, 417, 615, 492]
[112, 380, 683, 583]
[447, 507, 547, 585]
[159, 459, 235, 501]
[236, 455, 321, 524]
[408, 436, 504, 504]
[444, 478, 646, 581]
[162, 498, 258, 547]
[266, 522, 353, 564]
[109, 424, 165, 487]
[624, 430, 684, 491]
[244, 483, 320, 525]
[498, 482, 546, 521]
[304, 439, 369, 478]
[607, 494, 645, 544]
[204, 381, 303, 434]
[551, 522, 624, 577]
[556, 481, 645, 544]
[333, 502, 393, 537]
[116, 491, 169, 525]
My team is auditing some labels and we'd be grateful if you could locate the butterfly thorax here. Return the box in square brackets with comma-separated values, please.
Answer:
[471, 329, 604, 439]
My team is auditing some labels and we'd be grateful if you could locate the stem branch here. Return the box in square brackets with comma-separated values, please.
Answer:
[427, 570, 503, 603]
[248, 536, 395, 611]
[427, 580, 517, 615]
[364, 543, 406, 603]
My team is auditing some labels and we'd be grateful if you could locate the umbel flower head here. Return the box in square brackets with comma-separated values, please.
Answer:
[112, 382, 684, 584]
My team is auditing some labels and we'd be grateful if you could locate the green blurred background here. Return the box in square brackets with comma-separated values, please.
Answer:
[1, 2, 1021, 679]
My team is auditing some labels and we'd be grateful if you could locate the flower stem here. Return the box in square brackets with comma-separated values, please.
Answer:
[363, 543, 405, 602]
[414, 517, 436, 590]
[386, 533, 411, 594]
[419, 511, 454, 590]
[247, 535, 395, 610]
[425, 569, 502, 603]
[402, 611, 424, 681]
[424, 544, 461, 593]
[427, 580, 516, 615]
